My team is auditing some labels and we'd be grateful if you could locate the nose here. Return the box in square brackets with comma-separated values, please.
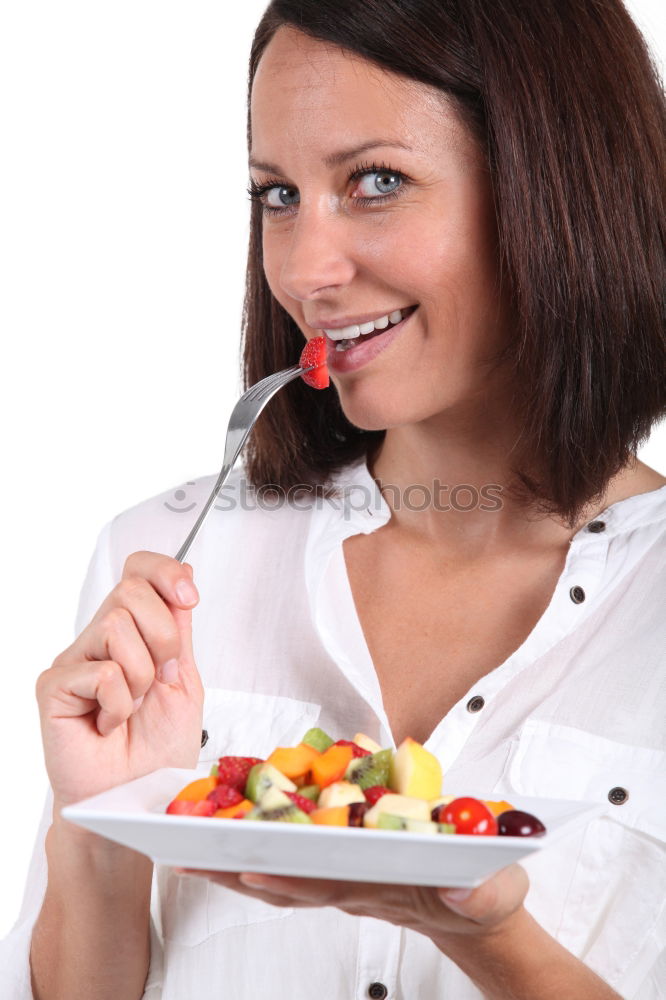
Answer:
[277, 203, 357, 302]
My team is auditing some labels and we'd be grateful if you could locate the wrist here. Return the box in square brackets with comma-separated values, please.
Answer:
[48, 809, 153, 887]
[431, 900, 529, 951]
[431, 906, 622, 1000]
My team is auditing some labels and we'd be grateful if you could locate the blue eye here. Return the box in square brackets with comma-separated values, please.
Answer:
[354, 170, 402, 198]
[265, 185, 300, 208]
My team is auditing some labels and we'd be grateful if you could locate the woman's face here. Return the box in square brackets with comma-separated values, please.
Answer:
[250, 27, 512, 431]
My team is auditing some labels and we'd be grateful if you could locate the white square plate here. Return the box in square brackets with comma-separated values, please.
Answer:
[61, 766, 604, 888]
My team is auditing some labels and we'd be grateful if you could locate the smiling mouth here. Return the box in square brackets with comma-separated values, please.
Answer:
[325, 305, 418, 350]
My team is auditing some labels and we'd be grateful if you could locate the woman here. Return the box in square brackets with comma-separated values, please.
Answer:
[5, 1, 664, 997]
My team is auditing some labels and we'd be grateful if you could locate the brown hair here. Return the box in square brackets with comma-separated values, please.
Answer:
[240, 0, 665, 526]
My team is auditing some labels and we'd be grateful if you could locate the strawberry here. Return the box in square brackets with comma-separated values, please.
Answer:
[191, 799, 216, 816]
[299, 336, 329, 389]
[166, 798, 216, 816]
[207, 784, 244, 809]
[363, 785, 391, 805]
[285, 791, 317, 814]
[333, 739, 371, 758]
[216, 757, 264, 793]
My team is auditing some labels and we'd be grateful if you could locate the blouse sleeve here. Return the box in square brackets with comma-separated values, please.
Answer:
[0, 520, 164, 998]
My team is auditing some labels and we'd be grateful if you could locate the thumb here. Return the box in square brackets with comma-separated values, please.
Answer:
[437, 864, 529, 927]
[170, 563, 199, 681]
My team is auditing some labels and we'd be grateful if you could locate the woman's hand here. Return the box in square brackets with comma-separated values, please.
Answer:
[36, 551, 205, 810]
[173, 863, 529, 941]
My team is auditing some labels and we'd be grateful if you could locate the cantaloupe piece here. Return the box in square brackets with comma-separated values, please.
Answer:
[483, 799, 515, 817]
[311, 805, 350, 826]
[175, 776, 218, 802]
[311, 744, 354, 788]
[213, 798, 254, 819]
[266, 744, 321, 779]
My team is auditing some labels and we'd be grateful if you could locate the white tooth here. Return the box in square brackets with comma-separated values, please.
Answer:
[324, 324, 361, 341]
[373, 314, 390, 330]
[389, 309, 403, 325]
[359, 321, 375, 335]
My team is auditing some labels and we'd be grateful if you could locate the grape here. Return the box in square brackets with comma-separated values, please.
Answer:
[348, 802, 370, 827]
[497, 810, 546, 837]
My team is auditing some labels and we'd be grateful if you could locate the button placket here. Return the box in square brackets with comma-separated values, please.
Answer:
[355, 918, 400, 1000]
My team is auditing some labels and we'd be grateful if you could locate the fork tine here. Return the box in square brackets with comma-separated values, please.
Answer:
[244, 365, 304, 402]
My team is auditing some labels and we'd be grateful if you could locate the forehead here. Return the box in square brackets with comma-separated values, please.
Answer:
[250, 26, 474, 165]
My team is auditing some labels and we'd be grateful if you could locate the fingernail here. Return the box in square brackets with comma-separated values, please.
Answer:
[239, 873, 267, 888]
[176, 579, 198, 605]
[441, 887, 473, 902]
[158, 658, 179, 684]
[132, 695, 145, 712]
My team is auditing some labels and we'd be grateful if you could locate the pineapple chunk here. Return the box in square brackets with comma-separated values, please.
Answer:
[389, 737, 442, 799]
[363, 793, 430, 828]
[318, 781, 366, 809]
[429, 795, 455, 810]
[353, 732, 383, 754]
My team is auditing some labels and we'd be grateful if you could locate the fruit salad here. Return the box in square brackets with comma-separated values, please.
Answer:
[165, 730, 546, 837]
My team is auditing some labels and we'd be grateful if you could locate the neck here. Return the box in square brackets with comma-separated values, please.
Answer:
[367, 415, 655, 559]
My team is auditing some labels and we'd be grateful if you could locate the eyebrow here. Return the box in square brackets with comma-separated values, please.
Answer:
[248, 139, 414, 174]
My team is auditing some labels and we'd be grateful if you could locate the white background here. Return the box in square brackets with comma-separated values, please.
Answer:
[0, 1, 664, 939]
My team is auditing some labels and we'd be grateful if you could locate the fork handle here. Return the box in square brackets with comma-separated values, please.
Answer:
[174, 462, 234, 563]
[174, 362, 313, 563]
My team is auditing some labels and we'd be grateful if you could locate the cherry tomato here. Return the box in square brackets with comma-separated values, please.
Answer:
[440, 796, 498, 835]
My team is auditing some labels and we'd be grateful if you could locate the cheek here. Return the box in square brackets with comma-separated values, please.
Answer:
[261, 231, 282, 300]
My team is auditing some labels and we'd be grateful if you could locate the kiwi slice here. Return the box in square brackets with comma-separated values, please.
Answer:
[296, 784, 321, 802]
[301, 727, 334, 752]
[377, 814, 403, 831]
[377, 815, 439, 834]
[245, 763, 295, 803]
[245, 803, 312, 823]
[209, 763, 218, 778]
[345, 749, 392, 790]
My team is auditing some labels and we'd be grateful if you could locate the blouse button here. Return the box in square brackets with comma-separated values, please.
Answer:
[466, 696, 485, 713]
[608, 786, 629, 805]
[569, 585, 586, 604]
[588, 520, 606, 533]
[201, 729, 209, 749]
[368, 985, 388, 1000]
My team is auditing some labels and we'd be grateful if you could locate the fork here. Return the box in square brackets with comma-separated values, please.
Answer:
[174, 363, 311, 563]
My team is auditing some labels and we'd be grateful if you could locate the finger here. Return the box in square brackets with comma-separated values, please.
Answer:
[175, 870, 306, 909]
[38, 658, 134, 736]
[78, 577, 185, 684]
[75, 606, 156, 700]
[437, 864, 529, 926]
[238, 873, 341, 903]
[122, 551, 199, 609]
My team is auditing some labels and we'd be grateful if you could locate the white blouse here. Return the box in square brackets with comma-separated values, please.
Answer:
[2, 457, 665, 999]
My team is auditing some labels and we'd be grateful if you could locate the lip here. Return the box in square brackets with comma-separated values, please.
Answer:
[308, 306, 416, 331]
[326, 306, 418, 374]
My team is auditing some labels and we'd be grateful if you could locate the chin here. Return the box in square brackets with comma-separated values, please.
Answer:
[335, 387, 413, 433]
